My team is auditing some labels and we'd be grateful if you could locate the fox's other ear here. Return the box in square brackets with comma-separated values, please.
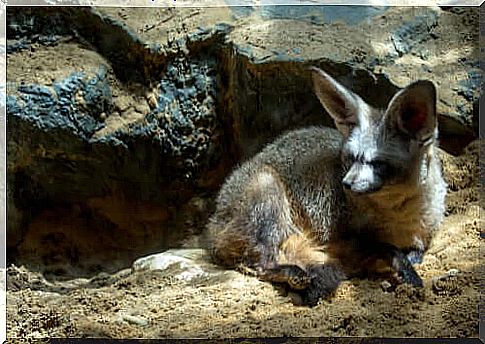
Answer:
[385, 80, 437, 144]
[311, 66, 368, 138]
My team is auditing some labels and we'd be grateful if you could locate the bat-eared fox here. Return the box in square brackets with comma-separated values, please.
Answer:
[206, 66, 447, 306]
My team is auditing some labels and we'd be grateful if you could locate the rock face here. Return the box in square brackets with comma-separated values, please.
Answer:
[6, 6, 480, 277]
[132, 249, 221, 282]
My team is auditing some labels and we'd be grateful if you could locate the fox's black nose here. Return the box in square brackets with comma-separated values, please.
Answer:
[342, 180, 352, 190]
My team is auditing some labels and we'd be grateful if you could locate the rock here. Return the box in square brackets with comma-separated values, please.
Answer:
[6, 6, 478, 276]
[113, 95, 132, 112]
[390, 10, 439, 56]
[121, 314, 149, 327]
[134, 101, 150, 115]
[132, 249, 218, 282]
[258, 5, 388, 26]
[380, 280, 393, 292]
[6, 8, 231, 275]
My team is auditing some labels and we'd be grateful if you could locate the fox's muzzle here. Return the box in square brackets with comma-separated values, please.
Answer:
[342, 164, 383, 194]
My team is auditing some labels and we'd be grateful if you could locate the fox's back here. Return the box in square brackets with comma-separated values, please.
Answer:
[214, 126, 346, 242]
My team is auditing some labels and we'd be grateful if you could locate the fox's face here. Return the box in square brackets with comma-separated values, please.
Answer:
[311, 67, 437, 195]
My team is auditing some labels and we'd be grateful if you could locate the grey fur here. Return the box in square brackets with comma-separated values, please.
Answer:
[206, 67, 447, 306]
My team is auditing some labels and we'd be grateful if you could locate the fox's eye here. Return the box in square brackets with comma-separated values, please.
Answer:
[370, 160, 390, 172]
[343, 155, 358, 167]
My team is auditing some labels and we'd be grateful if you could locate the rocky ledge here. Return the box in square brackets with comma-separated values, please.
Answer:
[6, 6, 480, 278]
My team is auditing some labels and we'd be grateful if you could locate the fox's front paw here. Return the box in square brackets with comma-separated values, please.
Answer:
[406, 249, 424, 265]
[301, 264, 346, 307]
[259, 264, 311, 290]
[378, 243, 424, 288]
[397, 264, 423, 288]
[391, 249, 423, 288]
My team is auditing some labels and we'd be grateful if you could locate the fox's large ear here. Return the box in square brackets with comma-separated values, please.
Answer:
[311, 66, 369, 137]
[385, 80, 437, 144]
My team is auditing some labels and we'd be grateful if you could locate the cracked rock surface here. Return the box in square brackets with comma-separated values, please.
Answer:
[6, 5, 481, 338]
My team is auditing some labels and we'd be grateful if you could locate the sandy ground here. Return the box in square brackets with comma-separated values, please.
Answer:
[6, 140, 481, 339]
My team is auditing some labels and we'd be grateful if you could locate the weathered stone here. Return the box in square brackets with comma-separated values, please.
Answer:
[390, 11, 439, 56]
[6, 5, 479, 277]
[121, 314, 149, 327]
[132, 249, 219, 282]
[380, 280, 393, 292]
